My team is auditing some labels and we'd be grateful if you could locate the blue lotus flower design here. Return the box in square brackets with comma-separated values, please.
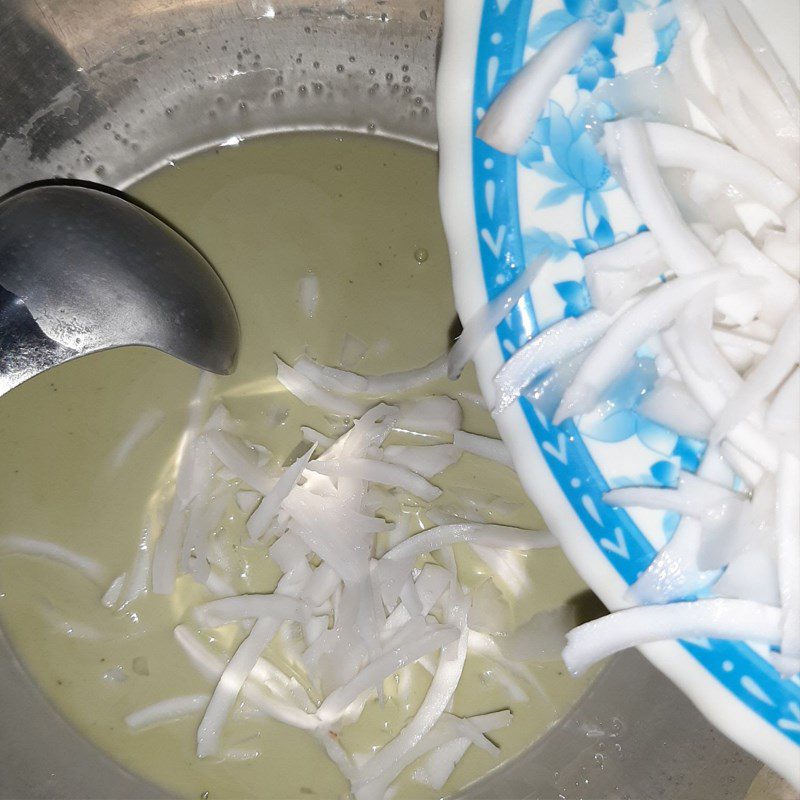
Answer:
[528, 0, 625, 89]
[519, 100, 612, 222]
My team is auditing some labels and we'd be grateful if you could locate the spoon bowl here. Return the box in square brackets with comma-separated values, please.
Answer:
[0, 184, 239, 396]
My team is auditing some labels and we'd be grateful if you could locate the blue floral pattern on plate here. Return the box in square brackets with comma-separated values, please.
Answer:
[470, 0, 800, 755]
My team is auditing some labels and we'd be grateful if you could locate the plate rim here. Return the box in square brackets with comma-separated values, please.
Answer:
[436, 0, 800, 786]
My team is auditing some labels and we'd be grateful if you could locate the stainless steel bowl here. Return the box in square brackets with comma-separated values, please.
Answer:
[0, 2, 762, 797]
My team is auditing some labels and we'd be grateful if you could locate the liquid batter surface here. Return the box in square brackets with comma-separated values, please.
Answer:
[0, 133, 595, 799]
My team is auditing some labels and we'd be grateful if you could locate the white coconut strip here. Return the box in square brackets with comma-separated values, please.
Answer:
[467, 709, 513, 734]
[301, 426, 335, 449]
[563, 599, 782, 675]
[663, 328, 780, 471]
[415, 564, 452, 616]
[274, 356, 367, 417]
[412, 738, 471, 790]
[716, 230, 799, 327]
[776, 452, 800, 661]
[304, 615, 330, 648]
[399, 578, 423, 618]
[205, 569, 237, 599]
[396, 396, 462, 435]
[603, 486, 720, 518]
[629, 516, 720, 605]
[125, 694, 209, 730]
[448, 254, 550, 380]
[307, 458, 441, 502]
[723, 0, 800, 127]
[383, 620, 438, 661]
[677, 289, 743, 396]
[295, 355, 448, 397]
[294, 356, 369, 394]
[493, 311, 612, 414]
[316, 730, 360, 784]
[204, 403, 239, 435]
[101, 573, 126, 608]
[305, 563, 342, 607]
[353, 714, 497, 800]
[382, 602, 414, 639]
[554, 270, 729, 423]
[283, 490, 392, 537]
[690, 7, 800, 191]
[246, 445, 316, 540]
[287, 526, 368, 586]
[206, 430, 273, 495]
[108, 409, 166, 471]
[119, 526, 153, 607]
[585, 230, 663, 272]
[197, 617, 286, 757]
[607, 118, 720, 276]
[355, 734, 452, 800]
[713, 545, 781, 607]
[316, 625, 459, 724]
[181, 492, 228, 579]
[712, 304, 800, 442]
[340, 404, 399, 459]
[362, 355, 448, 395]
[586, 258, 665, 316]
[719, 441, 765, 488]
[711, 329, 771, 358]
[382, 444, 461, 479]
[501, 604, 577, 662]
[152, 499, 189, 595]
[697, 0, 799, 151]
[357, 589, 470, 785]
[249, 649, 317, 712]
[453, 431, 513, 469]
[766, 368, 800, 434]
[273, 562, 314, 602]
[298, 273, 319, 318]
[0, 536, 105, 585]
[472, 544, 532, 599]
[173, 372, 216, 500]
[467, 630, 536, 686]
[638, 377, 714, 439]
[269, 533, 310, 574]
[607, 121, 796, 213]
[669, 38, 792, 192]
[476, 19, 596, 155]
[604, 475, 739, 524]
[470, 578, 513, 634]
[382, 523, 556, 564]
[194, 595, 311, 628]
[173, 626, 319, 731]
[763, 232, 800, 279]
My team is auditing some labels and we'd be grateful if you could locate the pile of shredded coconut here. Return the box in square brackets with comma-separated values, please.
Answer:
[93, 358, 560, 799]
[475, 0, 799, 681]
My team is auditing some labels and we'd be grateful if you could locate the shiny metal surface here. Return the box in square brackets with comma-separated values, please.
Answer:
[0, 184, 239, 395]
[0, 1, 760, 798]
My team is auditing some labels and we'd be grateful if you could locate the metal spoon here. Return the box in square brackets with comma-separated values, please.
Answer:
[0, 184, 239, 397]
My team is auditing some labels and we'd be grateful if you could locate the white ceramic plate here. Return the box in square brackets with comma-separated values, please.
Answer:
[437, 0, 800, 785]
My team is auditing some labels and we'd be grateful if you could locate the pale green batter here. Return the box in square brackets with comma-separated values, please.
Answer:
[0, 133, 595, 799]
